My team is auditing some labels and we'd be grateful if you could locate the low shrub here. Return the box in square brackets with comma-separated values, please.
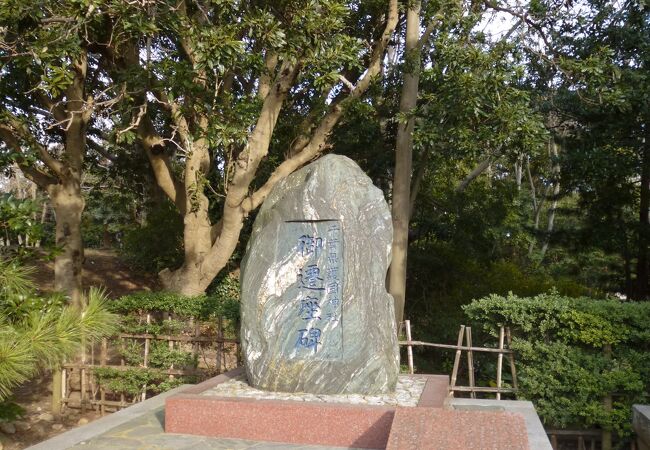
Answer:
[463, 292, 650, 439]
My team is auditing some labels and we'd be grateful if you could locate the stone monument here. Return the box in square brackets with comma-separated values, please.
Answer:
[240, 154, 399, 395]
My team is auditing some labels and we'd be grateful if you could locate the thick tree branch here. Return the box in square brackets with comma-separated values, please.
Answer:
[87, 139, 116, 163]
[35, 91, 68, 123]
[138, 117, 187, 214]
[455, 157, 493, 193]
[243, 0, 400, 212]
[2, 116, 66, 178]
[258, 52, 278, 100]
[0, 125, 57, 187]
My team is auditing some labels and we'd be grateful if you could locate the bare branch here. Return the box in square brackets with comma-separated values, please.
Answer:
[484, 1, 554, 52]
[40, 17, 76, 24]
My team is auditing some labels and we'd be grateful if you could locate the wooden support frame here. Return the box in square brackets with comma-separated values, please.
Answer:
[399, 322, 518, 399]
[58, 319, 241, 413]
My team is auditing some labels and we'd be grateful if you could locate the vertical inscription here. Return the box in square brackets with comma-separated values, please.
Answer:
[285, 220, 343, 359]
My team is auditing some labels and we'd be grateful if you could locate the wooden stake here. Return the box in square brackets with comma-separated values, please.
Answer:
[142, 313, 151, 402]
[405, 320, 414, 375]
[450, 325, 466, 395]
[217, 317, 224, 373]
[169, 315, 174, 380]
[99, 337, 107, 416]
[193, 318, 200, 371]
[506, 328, 518, 391]
[119, 339, 126, 407]
[80, 368, 87, 415]
[496, 326, 505, 400]
[144, 313, 151, 367]
[466, 327, 475, 399]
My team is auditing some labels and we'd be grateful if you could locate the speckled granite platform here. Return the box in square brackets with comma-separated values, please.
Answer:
[165, 368, 450, 449]
[386, 407, 529, 450]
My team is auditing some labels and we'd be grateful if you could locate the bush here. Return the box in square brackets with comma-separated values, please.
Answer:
[0, 258, 118, 421]
[119, 202, 183, 273]
[404, 242, 590, 372]
[105, 284, 240, 397]
[463, 292, 650, 439]
[110, 285, 240, 325]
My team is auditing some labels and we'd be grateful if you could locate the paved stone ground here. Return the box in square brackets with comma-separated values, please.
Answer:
[68, 406, 362, 450]
[203, 374, 426, 407]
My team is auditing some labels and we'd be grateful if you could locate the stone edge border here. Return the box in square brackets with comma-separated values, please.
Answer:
[448, 398, 552, 450]
[633, 404, 650, 450]
[170, 369, 448, 408]
[26, 383, 191, 450]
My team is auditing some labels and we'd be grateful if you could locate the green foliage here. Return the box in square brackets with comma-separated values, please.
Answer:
[119, 202, 183, 273]
[92, 367, 187, 398]
[101, 283, 240, 397]
[0, 400, 24, 422]
[405, 241, 590, 364]
[0, 194, 44, 250]
[111, 282, 240, 325]
[148, 341, 197, 370]
[463, 293, 650, 437]
[0, 259, 119, 400]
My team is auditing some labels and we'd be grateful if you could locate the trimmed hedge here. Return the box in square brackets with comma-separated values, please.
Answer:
[463, 292, 650, 438]
[110, 290, 239, 324]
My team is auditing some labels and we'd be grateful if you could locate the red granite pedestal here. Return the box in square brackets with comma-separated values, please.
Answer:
[165, 368, 529, 449]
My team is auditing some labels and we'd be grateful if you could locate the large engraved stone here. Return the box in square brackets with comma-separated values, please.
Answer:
[240, 154, 399, 395]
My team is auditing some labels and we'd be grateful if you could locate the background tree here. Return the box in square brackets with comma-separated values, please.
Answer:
[106, 0, 399, 294]
[0, 1, 136, 305]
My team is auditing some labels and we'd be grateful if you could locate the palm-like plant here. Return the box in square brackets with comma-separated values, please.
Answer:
[0, 259, 118, 401]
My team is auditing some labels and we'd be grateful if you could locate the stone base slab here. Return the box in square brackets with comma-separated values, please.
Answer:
[165, 368, 449, 449]
[386, 407, 529, 450]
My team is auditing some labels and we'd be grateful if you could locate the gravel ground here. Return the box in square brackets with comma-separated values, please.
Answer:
[202, 374, 426, 407]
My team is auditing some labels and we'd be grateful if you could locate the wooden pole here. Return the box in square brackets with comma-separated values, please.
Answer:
[217, 317, 224, 373]
[496, 326, 505, 400]
[405, 320, 414, 374]
[52, 368, 63, 416]
[193, 318, 200, 371]
[142, 313, 151, 402]
[551, 434, 558, 450]
[100, 338, 107, 416]
[602, 344, 613, 450]
[506, 328, 518, 391]
[450, 325, 466, 395]
[61, 367, 67, 407]
[398, 340, 514, 354]
[169, 315, 174, 380]
[466, 327, 475, 399]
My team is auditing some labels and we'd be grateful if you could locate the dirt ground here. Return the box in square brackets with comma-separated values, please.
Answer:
[30, 248, 159, 297]
[1, 249, 158, 450]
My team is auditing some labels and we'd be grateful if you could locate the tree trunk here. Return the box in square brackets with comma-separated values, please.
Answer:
[388, 0, 421, 325]
[48, 180, 85, 308]
[539, 140, 561, 262]
[514, 154, 523, 191]
[636, 140, 650, 299]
